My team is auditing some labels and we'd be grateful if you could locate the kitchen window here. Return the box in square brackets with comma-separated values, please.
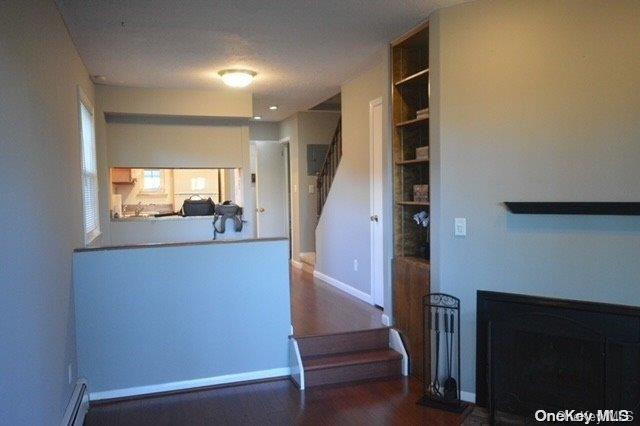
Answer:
[78, 87, 100, 244]
[141, 169, 165, 193]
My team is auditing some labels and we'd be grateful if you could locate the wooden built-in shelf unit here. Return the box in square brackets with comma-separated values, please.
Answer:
[391, 21, 431, 381]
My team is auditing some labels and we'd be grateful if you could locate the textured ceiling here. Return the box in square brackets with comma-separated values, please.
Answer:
[56, 0, 461, 121]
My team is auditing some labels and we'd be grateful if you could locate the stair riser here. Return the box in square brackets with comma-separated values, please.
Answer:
[305, 359, 402, 388]
[297, 328, 389, 358]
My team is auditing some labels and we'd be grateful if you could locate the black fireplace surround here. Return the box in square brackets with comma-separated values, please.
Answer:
[477, 291, 640, 419]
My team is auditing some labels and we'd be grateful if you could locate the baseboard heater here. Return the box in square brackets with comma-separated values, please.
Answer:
[60, 380, 89, 426]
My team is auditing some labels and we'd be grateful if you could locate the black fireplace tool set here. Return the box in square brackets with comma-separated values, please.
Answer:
[418, 293, 469, 413]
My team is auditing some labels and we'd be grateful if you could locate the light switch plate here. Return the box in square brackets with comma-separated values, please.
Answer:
[309, 184, 315, 194]
[454, 218, 467, 237]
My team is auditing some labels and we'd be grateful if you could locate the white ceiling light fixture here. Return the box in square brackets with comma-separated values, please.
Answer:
[218, 69, 257, 88]
[253, 115, 262, 120]
[269, 105, 278, 110]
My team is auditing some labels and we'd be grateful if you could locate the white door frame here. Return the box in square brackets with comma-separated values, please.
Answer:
[279, 137, 293, 258]
[369, 97, 384, 308]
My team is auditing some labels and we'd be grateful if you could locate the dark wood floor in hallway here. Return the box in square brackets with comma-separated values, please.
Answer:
[290, 267, 384, 336]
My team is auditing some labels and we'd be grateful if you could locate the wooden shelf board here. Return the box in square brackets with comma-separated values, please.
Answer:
[397, 201, 430, 206]
[395, 116, 428, 128]
[394, 69, 429, 86]
[396, 158, 428, 166]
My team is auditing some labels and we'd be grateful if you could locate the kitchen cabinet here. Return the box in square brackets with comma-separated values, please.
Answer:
[111, 168, 134, 184]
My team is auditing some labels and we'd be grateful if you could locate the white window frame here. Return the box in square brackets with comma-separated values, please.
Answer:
[78, 86, 100, 245]
[139, 169, 166, 194]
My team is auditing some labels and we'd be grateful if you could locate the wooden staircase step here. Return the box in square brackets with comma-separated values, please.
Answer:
[295, 327, 390, 358]
[303, 348, 402, 370]
[303, 348, 402, 387]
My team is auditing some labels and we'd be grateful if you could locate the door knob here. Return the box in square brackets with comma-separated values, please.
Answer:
[370, 215, 379, 222]
[258, 208, 266, 213]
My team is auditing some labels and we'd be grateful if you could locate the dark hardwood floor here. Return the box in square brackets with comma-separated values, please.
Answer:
[85, 377, 475, 425]
[291, 267, 384, 336]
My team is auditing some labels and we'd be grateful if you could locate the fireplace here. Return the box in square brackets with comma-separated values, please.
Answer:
[476, 291, 640, 420]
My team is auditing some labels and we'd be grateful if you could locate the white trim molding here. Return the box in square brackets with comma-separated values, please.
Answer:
[313, 270, 373, 305]
[389, 329, 409, 376]
[61, 379, 89, 426]
[289, 338, 305, 390]
[89, 367, 291, 401]
[381, 314, 391, 326]
[369, 96, 385, 309]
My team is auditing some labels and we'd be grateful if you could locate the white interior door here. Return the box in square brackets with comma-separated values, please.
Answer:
[255, 141, 287, 238]
[369, 98, 384, 308]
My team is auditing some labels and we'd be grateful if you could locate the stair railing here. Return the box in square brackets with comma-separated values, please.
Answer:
[316, 119, 342, 217]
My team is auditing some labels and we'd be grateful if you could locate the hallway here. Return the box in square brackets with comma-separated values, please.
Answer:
[290, 267, 384, 337]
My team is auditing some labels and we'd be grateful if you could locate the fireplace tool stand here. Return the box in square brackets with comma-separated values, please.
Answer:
[418, 293, 469, 413]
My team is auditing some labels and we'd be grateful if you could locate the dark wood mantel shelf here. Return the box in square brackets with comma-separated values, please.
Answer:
[504, 202, 640, 215]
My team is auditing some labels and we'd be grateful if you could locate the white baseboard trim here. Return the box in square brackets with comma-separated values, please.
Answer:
[381, 314, 391, 326]
[61, 379, 89, 426]
[289, 338, 305, 390]
[461, 391, 476, 404]
[389, 329, 409, 376]
[313, 270, 373, 305]
[89, 367, 291, 401]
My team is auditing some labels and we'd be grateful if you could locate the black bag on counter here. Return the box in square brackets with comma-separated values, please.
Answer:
[181, 196, 215, 216]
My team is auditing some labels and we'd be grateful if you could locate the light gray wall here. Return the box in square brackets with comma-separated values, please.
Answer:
[249, 121, 280, 141]
[0, 0, 95, 424]
[279, 112, 340, 260]
[316, 50, 392, 303]
[298, 112, 341, 253]
[430, 0, 640, 396]
[73, 239, 291, 396]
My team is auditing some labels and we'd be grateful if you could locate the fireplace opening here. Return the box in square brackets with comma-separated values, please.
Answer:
[476, 291, 640, 421]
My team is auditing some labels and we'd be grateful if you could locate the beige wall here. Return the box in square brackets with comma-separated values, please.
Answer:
[316, 49, 392, 304]
[430, 0, 640, 398]
[106, 118, 245, 168]
[0, 0, 95, 423]
[99, 86, 252, 118]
